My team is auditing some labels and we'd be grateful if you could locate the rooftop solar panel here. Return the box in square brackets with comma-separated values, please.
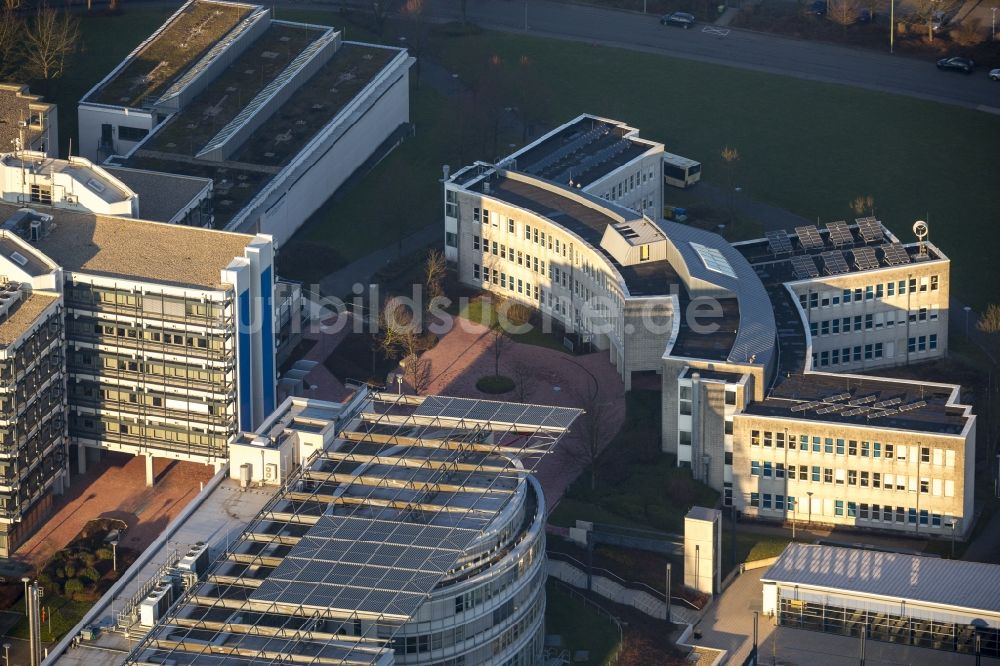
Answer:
[820, 250, 850, 275]
[826, 221, 854, 247]
[766, 229, 792, 254]
[857, 218, 884, 243]
[795, 225, 825, 251]
[882, 242, 911, 266]
[852, 246, 880, 271]
[790, 254, 819, 280]
[825, 392, 851, 402]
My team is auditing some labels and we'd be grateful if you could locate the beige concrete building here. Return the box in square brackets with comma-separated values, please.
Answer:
[446, 128, 975, 536]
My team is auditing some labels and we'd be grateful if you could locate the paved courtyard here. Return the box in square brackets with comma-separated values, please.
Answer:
[16, 452, 215, 571]
[419, 319, 627, 508]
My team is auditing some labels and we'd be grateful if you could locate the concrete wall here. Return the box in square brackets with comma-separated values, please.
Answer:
[547, 559, 667, 621]
[77, 105, 156, 162]
[227, 48, 411, 246]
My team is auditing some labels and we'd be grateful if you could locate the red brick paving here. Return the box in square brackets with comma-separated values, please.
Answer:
[16, 452, 215, 572]
[419, 321, 627, 509]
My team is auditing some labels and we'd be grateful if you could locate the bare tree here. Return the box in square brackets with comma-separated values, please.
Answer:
[828, 0, 863, 27]
[510, 360, 536, 403]
[378, 296, 435, 394]
[977, 304, 1000, 334]
[0, 9, 23, 81]
[3, 0, 22, 11]
[487, 296, 530, 377]
[424, 248, 446, 303]
[720, 146, 740, 224]
[561, 386, 617, 491]
[23, 7, 80, 84]
[910, 0, 962, 41]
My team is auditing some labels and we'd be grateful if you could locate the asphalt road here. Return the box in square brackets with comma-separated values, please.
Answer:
[420, 0, 1000, 112]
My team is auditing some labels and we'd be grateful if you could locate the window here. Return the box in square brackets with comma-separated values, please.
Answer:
[848, 470, 857, 485]
[750, 492, 759, 508]
[930, 334, 938, 350]
[763, 462, 773, 478]
[861, 441, 870, 457]
[920, 479, 929, 494]
[788, 434, 797, 450]
[848, 502, 857, 518]
[921, 447, 930, 463]
[640, 244, 650, 262]
[812, 436, 821, 453]
[776, 463, 786, 479]
[811, 466, 820, 482]
[509, 218, 516, 233]
[445, 189, 458, 217]
[473, 235, 480, 251]
[762, 494, 772, 509]
[445, 232, 457, 248]
[725, 390, 736, 405]
[835, 500, 844, 517]
[860, 504, 869, 519]
[824, 438, 833, 454]
[30, 184, 52, 205]
[118, 125, 149, 142]
[473, 264, 480, 280]
[725, 420, 733, 435]
[764, 432, 773, 448]
[930, 275, 939, 290]
[848, 440, 857, 456]
[873, 472, 881, 488]
[836, 439, 845, 455]
[751, 430, 760, 446]
[824, 468, 833, 483]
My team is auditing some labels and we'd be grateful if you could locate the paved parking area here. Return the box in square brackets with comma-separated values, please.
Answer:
[16, 452, 215, 571]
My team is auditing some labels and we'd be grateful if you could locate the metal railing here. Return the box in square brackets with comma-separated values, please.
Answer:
[549, 578, 624, 666]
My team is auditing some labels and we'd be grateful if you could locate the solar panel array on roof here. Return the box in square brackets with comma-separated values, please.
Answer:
[790, 254, 819, 280]
[766, 229, 792, 255]
[826, 221, 854, 247]
[415, 395, 580, 429]
[821, 250, 850, 275]
[857, 217, 884, 243]
[852, 246, 880, 271]
[795, 225, 824, 250]
[882, 242, 911, 266]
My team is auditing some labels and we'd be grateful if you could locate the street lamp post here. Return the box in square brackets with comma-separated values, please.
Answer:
[890, 0, 895, 53]
[3, 641, 10, 666]
[949, 519, 957, 558]
[964, 305, 972, 338]
[395, 373, 403, 395]
[992, 7, 997, 40]
[111, 539, 119, 573]
[807, 491, 813, 527]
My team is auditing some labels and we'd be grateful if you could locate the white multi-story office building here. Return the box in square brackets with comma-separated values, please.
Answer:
[78, 0, 413, 245]
[0, 203, 277, 493]
[446, 119, 976, 538]
[51, 387, 579, 666]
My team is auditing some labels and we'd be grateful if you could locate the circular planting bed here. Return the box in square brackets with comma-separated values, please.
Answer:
[476, 375, 515, 394]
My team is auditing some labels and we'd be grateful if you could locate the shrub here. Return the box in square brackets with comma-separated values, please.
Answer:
[476, 375, 514, 394]
[95, 547, 113, 561]
[80, 567, 101, 584]
[80, 552, 97, 567]
[63, 578, 85, 598]
[55, 568, 65, 580]
[63, 564, 76, 579]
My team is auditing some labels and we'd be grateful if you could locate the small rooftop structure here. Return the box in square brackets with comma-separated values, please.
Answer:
[104, 166, 212, 224]
[0, 202, 257, 289]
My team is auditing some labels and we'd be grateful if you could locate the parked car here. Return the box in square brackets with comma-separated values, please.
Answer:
[990, 68, 1000, 81]
[660, 11, 696, 28]
[936, 57, 975, 73]
[809, 0, 827, 16]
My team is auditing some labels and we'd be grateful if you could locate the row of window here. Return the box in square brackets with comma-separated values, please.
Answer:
[750, 433, 956, 466]
[808, 308, 938, 338]
[799, 276, 939, 310]
[751, 493, 952, 527]
[812, 343, 884, 368]
[749, 462, 956, 496]
[599, 165, 656, 204]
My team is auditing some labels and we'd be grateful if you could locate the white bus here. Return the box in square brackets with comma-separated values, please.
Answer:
[663, 152, 702, 188]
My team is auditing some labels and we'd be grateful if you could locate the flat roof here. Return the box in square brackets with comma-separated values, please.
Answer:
[140, 22, 327, 157]
[764, 543, 1000, 615]
[505, 115, 654, 187]
[87, 0, 257, 107]
[672, 296, 739, 361]
[124, 42, 401, 229]
[104, 166, 212, 223]
[0, 202, 253, 290]
[2, 153, 133, 205]
[0, 290, 58, 347]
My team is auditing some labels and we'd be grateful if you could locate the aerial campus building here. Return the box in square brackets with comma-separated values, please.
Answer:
[48, 387, 580, 666]
[762, 543, 999, 659]
[445, 114, 976, 538]
[0, 201, 278, 556]
[77, 0, 413, 244]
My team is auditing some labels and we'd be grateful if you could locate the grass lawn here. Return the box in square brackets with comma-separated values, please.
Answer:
[7, 594, 91, 642]
[544, 581, 621, 665]
[457, 295, 569, 353]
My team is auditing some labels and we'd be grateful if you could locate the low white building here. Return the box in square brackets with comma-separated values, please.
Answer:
[78, 0, 413, 245]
